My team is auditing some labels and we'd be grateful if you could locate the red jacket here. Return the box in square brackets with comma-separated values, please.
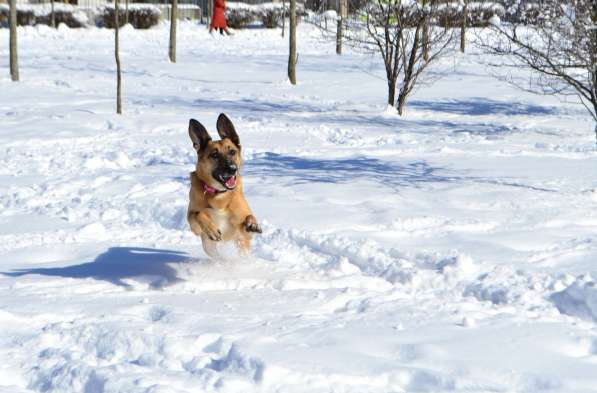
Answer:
[211, 0, 227, 28]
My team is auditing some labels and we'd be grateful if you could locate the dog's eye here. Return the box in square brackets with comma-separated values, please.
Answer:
[209, 151, 218, 159]
[228, 149, 236, 156]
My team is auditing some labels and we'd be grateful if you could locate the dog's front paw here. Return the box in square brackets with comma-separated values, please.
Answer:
[190, 222, 203, 236]
[243, 215, 262, 234]
[201, 222, 222, 241]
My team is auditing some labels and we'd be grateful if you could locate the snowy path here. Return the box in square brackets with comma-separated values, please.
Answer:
[1, 23, 597, 393]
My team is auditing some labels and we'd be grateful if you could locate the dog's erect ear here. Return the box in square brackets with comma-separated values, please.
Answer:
[216, 113, 240, 147]
[189, 119, 212, 152]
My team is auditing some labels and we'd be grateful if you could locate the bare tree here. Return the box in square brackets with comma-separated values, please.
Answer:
[207, 0, 212, 28]
[315, 0, 454, 114]
[288, 0, 297, 84]
[125, 0, 129, 25]
[479, 1, 597, 142]
[460, 0, 467, 53]
[115, 0, 122, 114]
[422, 0, 429, 61]
[51, 0, 56, 28]
[336, 0, 347, 54]
[9, 0, 18, 81]
[282, 0, 286, 37]
[169, 0, 178, 62]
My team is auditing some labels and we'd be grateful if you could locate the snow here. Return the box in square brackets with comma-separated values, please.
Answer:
[551, 275, 597, 322]
[1, 22, 597, 393]
[488, 14, 501, 26]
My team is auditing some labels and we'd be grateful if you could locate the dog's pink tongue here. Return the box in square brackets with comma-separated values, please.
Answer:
[226, 176, 237, 188]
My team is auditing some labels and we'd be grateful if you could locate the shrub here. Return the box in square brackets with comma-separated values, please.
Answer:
[17, 8, 35, 26]
[260, 8, 282, 28]
[0, 6, 6, 27]
[226, 2, 306, 29]
[99, 5, 160, 29]
[225, 7, 254, 29]
[37, 10, 86, 28]
[0, 6, 36, 26]
[0, 4, 87, 28]
[432, 2, 505, 28]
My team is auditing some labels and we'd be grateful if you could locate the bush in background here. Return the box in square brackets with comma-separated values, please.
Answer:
[37, 10, 87, 28]
[225, 7, 255, 29]
[260, 8, 281, 28]
[227, 2, 306, 29]
[99, 5, 161, 29]
[435, 2, 505, 27]
[0, 4, 87, 28]
[0, 6, 36, 26]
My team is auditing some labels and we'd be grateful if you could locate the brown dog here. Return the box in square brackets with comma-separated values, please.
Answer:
[187, 114, 261, 258]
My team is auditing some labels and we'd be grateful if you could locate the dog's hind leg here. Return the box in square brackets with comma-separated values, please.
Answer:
[201, 235, 221, 259]
[236, 235, 252, 256]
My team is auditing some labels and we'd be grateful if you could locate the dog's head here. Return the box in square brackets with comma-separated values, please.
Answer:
[189, 113, 242, 192]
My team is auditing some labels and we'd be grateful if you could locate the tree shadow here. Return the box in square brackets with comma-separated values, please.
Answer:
[244, 153, 557, 193]
[245, 153, 453, 190]
[2, 247, 194, 289]
[409, 98, 557, 116]
[191, 97, 329, 114]
[148, 95, 520, 138]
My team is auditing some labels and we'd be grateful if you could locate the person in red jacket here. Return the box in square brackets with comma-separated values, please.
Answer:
[209, 0, 232, 35]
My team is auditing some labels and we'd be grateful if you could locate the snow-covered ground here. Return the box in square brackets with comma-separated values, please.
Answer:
[1, 22, 597, 393]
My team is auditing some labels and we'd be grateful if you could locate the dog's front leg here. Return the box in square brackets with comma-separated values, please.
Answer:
[187, 208, 203, 236]
[242, 214, 262, 234]
[201, 234, 221, 259]
[188, 209, 222, 241]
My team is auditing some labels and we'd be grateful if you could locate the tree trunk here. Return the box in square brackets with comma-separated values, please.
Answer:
[387, 79, 396, 107]
[422, 0, 428, 62]
[9, 0, 18, 82]
[336, 0, 346, 55]
[207, 0, 212, 28]
[51, 0, 56, 28]
[592, 2, 597, 146]
[281, 0, 285, 37]
[288, 0, 297, 84]
[460, 0, 467, 53]
[125, 0, 129, 25]
[115, 0, 122, 114]
[397, 92, 407, 115]
[169, 0, 177, 63]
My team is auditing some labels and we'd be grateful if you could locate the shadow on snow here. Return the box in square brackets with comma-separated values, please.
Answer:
[245, 153, 557, 193]
[409, 98, 556, 116]
[152, 96, 551, 137]
[245, 153, 449, 189]
[2, 247, 195, 289]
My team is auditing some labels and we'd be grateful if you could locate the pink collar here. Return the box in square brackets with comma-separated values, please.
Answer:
[203, 182, 219, 194]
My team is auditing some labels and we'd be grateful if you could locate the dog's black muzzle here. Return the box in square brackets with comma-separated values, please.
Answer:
[213, 161, 238, 190]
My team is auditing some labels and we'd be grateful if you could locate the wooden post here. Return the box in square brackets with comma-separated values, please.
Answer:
[288, 0, 297, 84]
[115, 0, 122, 114]
[9, 0, 18, 82]
[169, 0, 177, 62]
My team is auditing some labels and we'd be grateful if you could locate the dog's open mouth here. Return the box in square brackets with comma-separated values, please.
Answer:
[219, 175, 237, 189]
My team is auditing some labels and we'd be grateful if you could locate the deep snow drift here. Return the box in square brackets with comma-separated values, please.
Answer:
[1, 22, 597, 393]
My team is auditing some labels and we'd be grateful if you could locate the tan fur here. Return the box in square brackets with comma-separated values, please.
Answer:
[187, 117, 260, 258]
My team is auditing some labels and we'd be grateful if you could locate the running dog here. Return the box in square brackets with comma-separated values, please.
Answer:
[187, 114, 261, 258]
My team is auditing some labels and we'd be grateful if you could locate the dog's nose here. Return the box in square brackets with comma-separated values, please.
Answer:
[225, 164, 237, 175]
